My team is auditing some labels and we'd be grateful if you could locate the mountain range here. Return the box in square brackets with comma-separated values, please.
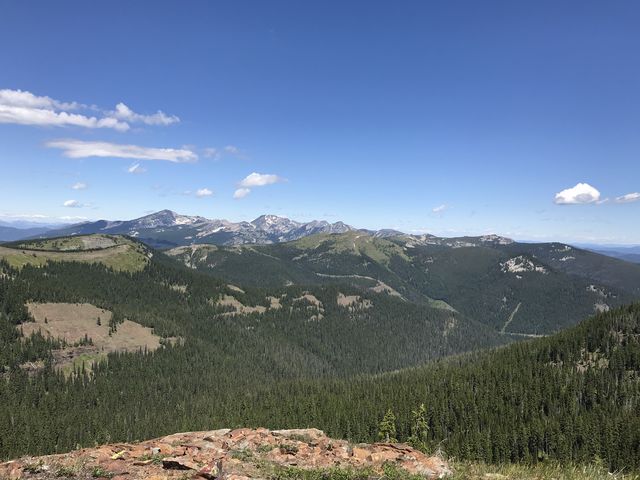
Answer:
[4, 210, 640, 266]
[2, 222, 640, 472]
[1, 230, 639, 471]
[166, 229, 640, 335]
[3, 209, 640, 337]
[0, 224, 54, 242]
[15, 210, 353, 248]
[7, 209, 523, 250]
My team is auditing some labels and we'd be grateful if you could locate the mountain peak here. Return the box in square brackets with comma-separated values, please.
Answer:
[479, 234, 514, 245]
[251, 214, 291, 225]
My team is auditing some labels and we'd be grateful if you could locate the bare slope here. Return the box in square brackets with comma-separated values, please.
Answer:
[22, 302, 161, 373]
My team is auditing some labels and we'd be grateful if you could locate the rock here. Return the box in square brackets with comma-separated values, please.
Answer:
[162, 456, 200, 470]
[0, 428, 451, 479]
[351, 446, 371, 461]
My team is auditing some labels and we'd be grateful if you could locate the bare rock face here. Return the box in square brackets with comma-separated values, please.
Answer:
[0, 428, 451, 479]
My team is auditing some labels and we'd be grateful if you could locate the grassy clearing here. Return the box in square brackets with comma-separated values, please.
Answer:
[0, 236, 149, 272]
[15, 235, 122, 251]
[22, 302, 161, 372]
[291, 232, 409, 265]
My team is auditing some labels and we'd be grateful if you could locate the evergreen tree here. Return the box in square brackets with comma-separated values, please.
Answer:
[408, 403, 429, 452]
[378, 409, 397, 443]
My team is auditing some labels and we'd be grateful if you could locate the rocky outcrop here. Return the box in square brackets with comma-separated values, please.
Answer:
[0, 428, 451, 479]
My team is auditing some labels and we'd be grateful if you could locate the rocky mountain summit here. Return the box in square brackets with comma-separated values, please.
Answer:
[33, 210, 354, 247]
[0, 428, 450, 480]
[23, 209, 519, 250]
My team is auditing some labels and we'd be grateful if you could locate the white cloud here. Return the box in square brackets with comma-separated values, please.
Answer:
[615, 192, 640, 204]
[554, 183, 601, 205]
[127, 162, 147, 174]
[233, 188, 251, 199]
[0, 89, 129, 131]
[0, 89, 79, 110]
[195, 188, 213, 198]
[47, 139, 198, 163]
[203, 145, 246, 160]
[203, 147, 219, 159]
[432, 204, 448, 214]
[239, 172, 285, 187]
[234, 172, 285, 199]
[71, 182, 87, 190]
[63, 199, 82, 208]
[111, 102, 179, 126]
[0, 89, 179, 131]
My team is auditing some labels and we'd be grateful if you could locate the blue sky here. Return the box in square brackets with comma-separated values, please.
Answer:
[1, 1, 639, 243]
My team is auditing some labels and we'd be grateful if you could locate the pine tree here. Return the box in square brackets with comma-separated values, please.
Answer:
[408, 403, 429, 452]
[378, 408, 397, 443]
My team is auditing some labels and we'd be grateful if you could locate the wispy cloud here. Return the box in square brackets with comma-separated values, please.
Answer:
[62, 199, 85, 208]
[0, 89, 129, 131]
[0, 212, 87, 224]
[0, 89, 180, 131]
[47, 139, 198, 163]
[615, 192, 640, 204]
[554, 183, 601, 205]
[111, 102, 179, 126]
[233, 188, 251, 199]
[432, 204, 448, 214]
[195, 188, 213, 198]
[71, 182, 88, 190]
[224, 145, 241, 155]
[203, 147, 219, 159]
[127, 162, 147, 174]
[203, 145, 246, 160]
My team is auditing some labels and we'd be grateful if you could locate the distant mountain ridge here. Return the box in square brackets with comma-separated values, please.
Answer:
[32, 210, 354, 248]
[0, 224, 54, 242]
[167, 229, 640, 334]
[34, 209, 521, 249]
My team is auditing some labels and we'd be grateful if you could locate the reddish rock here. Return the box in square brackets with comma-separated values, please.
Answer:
[0, 428, 451, 479]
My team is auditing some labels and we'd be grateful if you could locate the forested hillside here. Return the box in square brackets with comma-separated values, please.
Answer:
[0, 235, 505, 458]
[168, 232, 640, 335]
[1, 235, 639, 473]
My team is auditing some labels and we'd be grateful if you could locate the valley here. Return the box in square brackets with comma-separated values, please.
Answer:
[0, 231, 639, 474]
[165, 225, 640, 336]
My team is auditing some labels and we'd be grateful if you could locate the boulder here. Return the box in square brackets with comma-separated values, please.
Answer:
[0, 427, 451, 479]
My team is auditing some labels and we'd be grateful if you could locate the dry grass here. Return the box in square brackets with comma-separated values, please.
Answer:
[371, 280, 404, 299]
[22, 303, 161, 373]
[218, 295, 267, 314]
[294, 293, 323, 308]
[337, 293, 372, 310]
[17, 235, 121, 251]
[267, 296, 283, 309]
[0, 242, 149, 272]
[293, 293, 325, 321]
[228, 284, 246, 294]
